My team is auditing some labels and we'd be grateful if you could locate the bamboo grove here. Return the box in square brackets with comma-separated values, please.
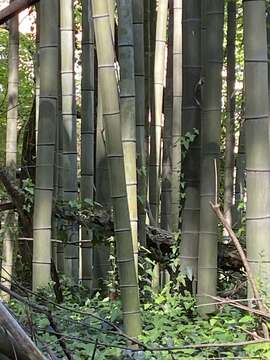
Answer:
[1, 0, 270, 340]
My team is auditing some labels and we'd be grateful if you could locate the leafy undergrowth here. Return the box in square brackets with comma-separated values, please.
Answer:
[9, 281, 270, 360]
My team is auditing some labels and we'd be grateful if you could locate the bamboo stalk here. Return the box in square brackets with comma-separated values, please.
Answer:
[32, 0, 58, 289]
[171, 0, 182, 232]
[180, 0, 201, 290]
[60, 0, 79, 282]
[118, 0, 138, 270]
[91, 0, 141, 337]
[133, 0, 146, 247]
[197, 0, 224, 313]
[223, 0, 236, 231]
[80, 0, 95, 290]
[243, 0, 270, 297]
[149, 0, 168, 225]
[160, 0, 173, 232]
[1, 0, 19, 301]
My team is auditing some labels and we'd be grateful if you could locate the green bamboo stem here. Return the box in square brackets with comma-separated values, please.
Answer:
[80, 0, 95, 290]
[56, 14, 64, 272]
[118, 0, 138, 270]
[32, 0, 58, 289]
[149, 0, 168, 224]
[60, 0, 79, 282]
[180, 0, 201, 289]
[133, 0, 146, 247]
[91, 0, 141, 337]
[93, 89, 111, 293]
[35, 3, 40, 148]
[243, 0, 270, 294]
[234, 123, 245, 223]
[224, 0, 236, 231]
[1, 0, 19, 300]
[171, 0, 182, 233]
[160, 0, 173, 232]
[197, 0, 224, 313]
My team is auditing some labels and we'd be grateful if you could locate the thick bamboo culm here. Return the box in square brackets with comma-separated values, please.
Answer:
[60, 0, 79, 282]
[160, 0, 173, 232]
[133, 0, 146, 247]
[223, 0, 236, 231]
[91, 0, 141, 337]
[171, 0, 182, 233]
[243, 0, 270, 295]
[118, 0, 138, 270]
[93, 89, 111, 293]
[32, 0, 58, 289]
[34, 3, 39, 146]
[56, 12, 64, 272]
[149, 0, 168, 225]
[80, 0, 95, 290]
[197, 0, 224, 313]
[1, 0, 19, 299]
[180, 0, 201, 290]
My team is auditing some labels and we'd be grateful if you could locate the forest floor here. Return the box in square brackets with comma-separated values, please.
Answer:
[8, 277, 270, 360]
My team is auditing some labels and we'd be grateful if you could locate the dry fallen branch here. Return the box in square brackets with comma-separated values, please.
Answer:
[210, 202, 268, 314]
[0, 284, 72, 360]
[0, 301, 47, 360]
[0, 0, 39, 25]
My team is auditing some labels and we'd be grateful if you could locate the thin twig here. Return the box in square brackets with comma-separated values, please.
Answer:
[210, 202, 268, 314]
